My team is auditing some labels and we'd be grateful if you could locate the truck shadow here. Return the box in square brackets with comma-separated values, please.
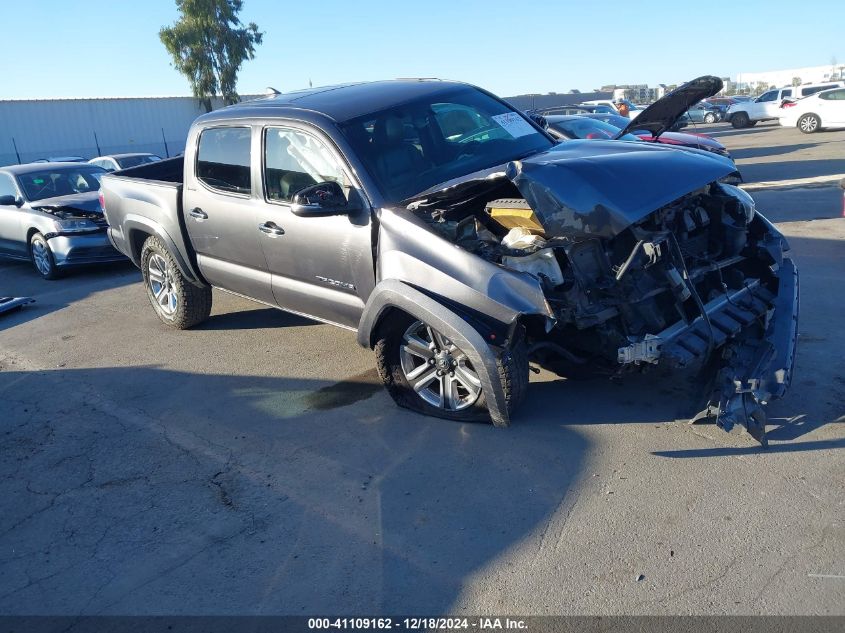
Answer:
[198, 306, 316, 330]
[0, 365, 588, 615]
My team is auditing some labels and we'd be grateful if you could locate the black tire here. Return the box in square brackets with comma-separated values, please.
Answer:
[29, 232, 61, 280]
[374, 311, 528, 425]
[140, 235, 211, 329]
[797, 113, 821, 134]
[704, 113, 716, 124]
[731, 112, 750, 128]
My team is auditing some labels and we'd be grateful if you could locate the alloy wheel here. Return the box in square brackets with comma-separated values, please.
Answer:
[148, 253, 178, 315]
[31, 240, 52, 276]
[399, 320, 482, 411]
[799, 115, 818, 133]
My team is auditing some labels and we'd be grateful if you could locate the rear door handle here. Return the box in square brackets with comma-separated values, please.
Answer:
[189, 207, 208, 220]
[258, 221, 285, 237]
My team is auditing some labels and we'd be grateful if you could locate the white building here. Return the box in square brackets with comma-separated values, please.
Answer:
[736, 64, 845, 91]
[0, 94, 259, 167]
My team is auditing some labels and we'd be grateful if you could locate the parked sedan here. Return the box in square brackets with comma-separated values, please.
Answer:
[532, 104, 617, 116]
[778, 87, 845, 133]
[579, 113, 732, 159]
[0, 163, 126, 279]
[685, 102, 722, 123]
[89, 152, 162, 172]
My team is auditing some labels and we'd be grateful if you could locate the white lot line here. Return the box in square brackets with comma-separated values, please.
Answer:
[741, 174, 845, 191]
[807, 573, 845, 579]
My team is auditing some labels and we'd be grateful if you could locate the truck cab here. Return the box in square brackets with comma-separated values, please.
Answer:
[180, 121, 375, 328]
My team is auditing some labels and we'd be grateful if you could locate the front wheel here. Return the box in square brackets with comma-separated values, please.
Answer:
[704, 113, 716, 124]
[731, 112, 750, 128]
[375, 313, 528, 424]
[797, 114, 820, 134]
[30, 232, 60, 280]
[140, 235, 211, 329]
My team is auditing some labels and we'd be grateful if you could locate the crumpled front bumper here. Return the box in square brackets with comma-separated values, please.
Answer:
[691, 255, 798, 446]
[617, 227, 799, 446]
[46, 231, 126, 267]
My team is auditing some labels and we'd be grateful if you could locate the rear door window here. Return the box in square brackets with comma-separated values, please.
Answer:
[196, 127, 251, 195]
[803, 84, 837, 97]
[819, 89, 845, 100]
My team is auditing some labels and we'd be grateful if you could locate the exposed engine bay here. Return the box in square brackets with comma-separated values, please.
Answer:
[33, 205, 106, 223]
[410, 176, 797, 446]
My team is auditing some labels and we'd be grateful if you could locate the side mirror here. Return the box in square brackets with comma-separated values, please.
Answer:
[290, 181, 358, 217]
[0, 194, 22, 207]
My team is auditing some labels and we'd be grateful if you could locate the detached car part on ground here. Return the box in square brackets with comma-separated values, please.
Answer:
[101, 77, 798, 446]
[0, 296, 35, 315]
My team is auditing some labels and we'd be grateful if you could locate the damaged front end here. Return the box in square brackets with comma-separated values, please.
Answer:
[408, 140, 798, 445]
[34, 204, 109, 237]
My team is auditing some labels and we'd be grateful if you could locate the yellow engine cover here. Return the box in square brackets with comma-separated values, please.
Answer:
[485, 199, 545, 235]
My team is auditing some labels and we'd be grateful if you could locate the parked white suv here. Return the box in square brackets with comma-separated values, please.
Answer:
[779, 87, 845, 133]
[725, 82, 845, 128]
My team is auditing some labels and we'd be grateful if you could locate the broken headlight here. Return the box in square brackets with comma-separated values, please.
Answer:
[55, 218, 100, 233]
[721, 183, 756, 223]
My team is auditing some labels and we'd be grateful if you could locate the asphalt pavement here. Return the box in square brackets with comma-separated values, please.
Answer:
[1, 123, 843, 616]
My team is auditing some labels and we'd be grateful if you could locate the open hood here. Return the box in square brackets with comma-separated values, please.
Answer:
[616, 75, 723, 140]
[506, 139, 736, 239]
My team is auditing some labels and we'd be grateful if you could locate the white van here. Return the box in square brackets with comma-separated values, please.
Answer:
[725, 81, 845, 128]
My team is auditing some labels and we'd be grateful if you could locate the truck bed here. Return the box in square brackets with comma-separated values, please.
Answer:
[115, 156, 184, 184]
[100, 156, 200, 281]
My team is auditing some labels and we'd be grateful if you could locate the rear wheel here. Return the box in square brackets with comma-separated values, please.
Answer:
[731, 112, 750, 128]
[704, 112, 716, 124]
[140, 236, 211, 329]
[375, 313, 528, 424]
[797, 113, 821, 134]
[29, 232, 60, 280]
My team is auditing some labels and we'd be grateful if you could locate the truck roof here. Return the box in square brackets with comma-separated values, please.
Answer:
[197, 79, 475, 124]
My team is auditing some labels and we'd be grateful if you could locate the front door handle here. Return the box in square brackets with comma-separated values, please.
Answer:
[258, 221, 285, 237]
[189, 207, 208, 220]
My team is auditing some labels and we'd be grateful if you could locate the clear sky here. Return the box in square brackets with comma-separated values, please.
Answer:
[1, 0, 843, 99]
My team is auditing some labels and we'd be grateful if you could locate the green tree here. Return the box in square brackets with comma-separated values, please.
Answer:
[160, 0, 263, 112]
[792, 77, 802, 86]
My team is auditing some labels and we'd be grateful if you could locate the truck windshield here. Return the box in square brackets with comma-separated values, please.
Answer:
[338, 87, 553, 204]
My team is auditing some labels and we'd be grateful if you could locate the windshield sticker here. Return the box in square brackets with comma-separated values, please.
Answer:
[32, 178, 44, 184]
[491, 112, 536, 138]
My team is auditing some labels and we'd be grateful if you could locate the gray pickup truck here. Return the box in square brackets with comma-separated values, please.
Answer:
[101, 77, 798, 445]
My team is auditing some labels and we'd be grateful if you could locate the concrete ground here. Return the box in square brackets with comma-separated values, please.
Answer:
[1, 123, 843, 616]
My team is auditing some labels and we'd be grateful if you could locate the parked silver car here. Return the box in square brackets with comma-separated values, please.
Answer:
[88, 152, 162, 172]
[0, 163, 126, 279]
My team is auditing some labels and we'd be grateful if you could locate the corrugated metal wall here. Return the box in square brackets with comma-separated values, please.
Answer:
[0, 95, 259, 166]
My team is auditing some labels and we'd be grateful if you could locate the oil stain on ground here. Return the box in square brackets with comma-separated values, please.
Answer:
[303, 368, 383, 411]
